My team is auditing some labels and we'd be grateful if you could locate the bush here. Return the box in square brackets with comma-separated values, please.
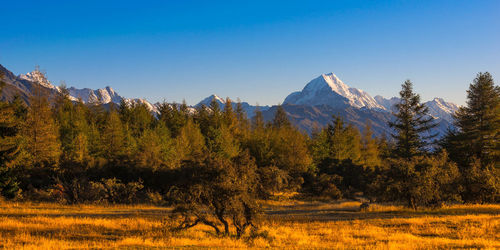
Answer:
[310, 173, 343, 199]
[169, 151, 261, 238]
[56, 177, 144, 204]
[90, 178, 144, 204]
[461, 159, 500, 203]
[380, 151, 461, 209]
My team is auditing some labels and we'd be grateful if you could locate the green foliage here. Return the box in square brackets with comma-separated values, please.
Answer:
[169, 151, 260, 238]
[445, 72, 500, 168]
[175, 119, 206, 165]
[380, 152, 461, 209]
[135, 126, 173, 170]
[22, 87, 61, 168]
[272, 105, 291, 129]
[308, 116, 373, 198]
[101, 110, 126, 160]
[361, 123, 382, 168]
[442, 72, 500, 203]
[0, 71, 496, 209]
[390, 80, 437, 159]
[0, 72, 21, 198]
[460, 159, 500, 203]
[158, 102, 188, 137]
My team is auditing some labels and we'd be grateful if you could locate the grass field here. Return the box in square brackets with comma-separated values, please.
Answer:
[0, 200, 498, 249]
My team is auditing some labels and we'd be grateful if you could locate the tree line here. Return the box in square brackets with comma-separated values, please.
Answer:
[0, 71, 498, 236]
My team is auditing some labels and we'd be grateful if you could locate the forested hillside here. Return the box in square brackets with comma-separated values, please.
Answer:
[0, 70, 498, 236]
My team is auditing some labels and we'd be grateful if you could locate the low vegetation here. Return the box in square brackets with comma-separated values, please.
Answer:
[0, 201, 498, 249]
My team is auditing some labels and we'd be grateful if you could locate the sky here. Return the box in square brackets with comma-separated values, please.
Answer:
[0, 0, 499, 106]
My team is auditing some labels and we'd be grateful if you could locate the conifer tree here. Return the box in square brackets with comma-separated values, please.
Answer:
[23, 86, 61, 168]
[272, 105, 290, 128]
[102, 110, 125, 161]
[158, 102, 187, 137]
[252, 108, 265, 131]
[11, 95, 27, 120]
[209, 98, 223, 128]
[70, 101, 90, 163]
[135, 125, 175, 170]
[54, 86, 83, 163]
[235, 100, 247, 123]
[176, 119, 206, 164]
[446, 72, 500, 168]
[235, 100, 250, 140]
[326, 116, 362, 163]
[361, 122, 382, 168]
[389, 80, 437, 159]
[0, 72, 20, 198]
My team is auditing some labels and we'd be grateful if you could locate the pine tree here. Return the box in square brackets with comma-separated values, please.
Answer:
[208, 98, 222, 129]
[0, 72, 21, 198]
[235, 100, 250, 141]
[447, 72, 500, 168]
[389, 80, 437, 159]
[158, 102, 187, 138]
[272, 105, 290, 128]
[252, 108, 265, 131]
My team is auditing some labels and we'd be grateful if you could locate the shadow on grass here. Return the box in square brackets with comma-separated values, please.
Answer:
[0, 208, 171, 219]
[264, 204, 500, 222]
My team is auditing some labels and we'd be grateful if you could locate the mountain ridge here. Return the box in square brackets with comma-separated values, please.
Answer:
[0, 64, 459, 137]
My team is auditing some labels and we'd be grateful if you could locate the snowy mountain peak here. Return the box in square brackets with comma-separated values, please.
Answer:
[319, 72, 351, 96]
[284, 73, 385, 110]
[196, 94, 226, 107]
[19, 69, 58, 91]
[374, 95, 460, 123]
[425, 98, 460, 122]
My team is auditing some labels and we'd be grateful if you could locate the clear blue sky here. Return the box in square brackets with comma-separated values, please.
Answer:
[1, 0, 498, 106]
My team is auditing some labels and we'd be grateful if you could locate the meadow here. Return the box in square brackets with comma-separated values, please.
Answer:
[0, 200, 498, 249]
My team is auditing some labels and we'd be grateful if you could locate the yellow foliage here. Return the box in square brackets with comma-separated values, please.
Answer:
[0, 201, 498, 249]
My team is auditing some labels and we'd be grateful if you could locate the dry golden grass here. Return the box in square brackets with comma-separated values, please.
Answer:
[0, 201, 498, 249]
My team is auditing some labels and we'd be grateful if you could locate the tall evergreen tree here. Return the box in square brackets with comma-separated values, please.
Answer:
[158, 102, 187, 138]
[272, 105, 290, 129]
[0, 72, 21, 198]
[389, 80, 437, 159]
[445, 72, 500, 168]
[252, 108, 265, 131]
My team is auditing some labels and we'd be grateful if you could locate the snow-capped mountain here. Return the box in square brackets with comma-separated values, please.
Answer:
[67, 86, 122, 104]
[195, 94, 270, 117]
[424, 98, 459, 122]
[19, 68, 60, 92]
[0, 64, 460, 137]
[195, 94, 226, 108]
[1, 66, 160, 113]
[284, 73, 385, 110]
[374, 95, 400, 111]
[373, 95, 459, 123]
[278, 72, 459, 136]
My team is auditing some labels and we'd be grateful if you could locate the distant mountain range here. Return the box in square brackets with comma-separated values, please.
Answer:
[0, 64, 459, 137]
